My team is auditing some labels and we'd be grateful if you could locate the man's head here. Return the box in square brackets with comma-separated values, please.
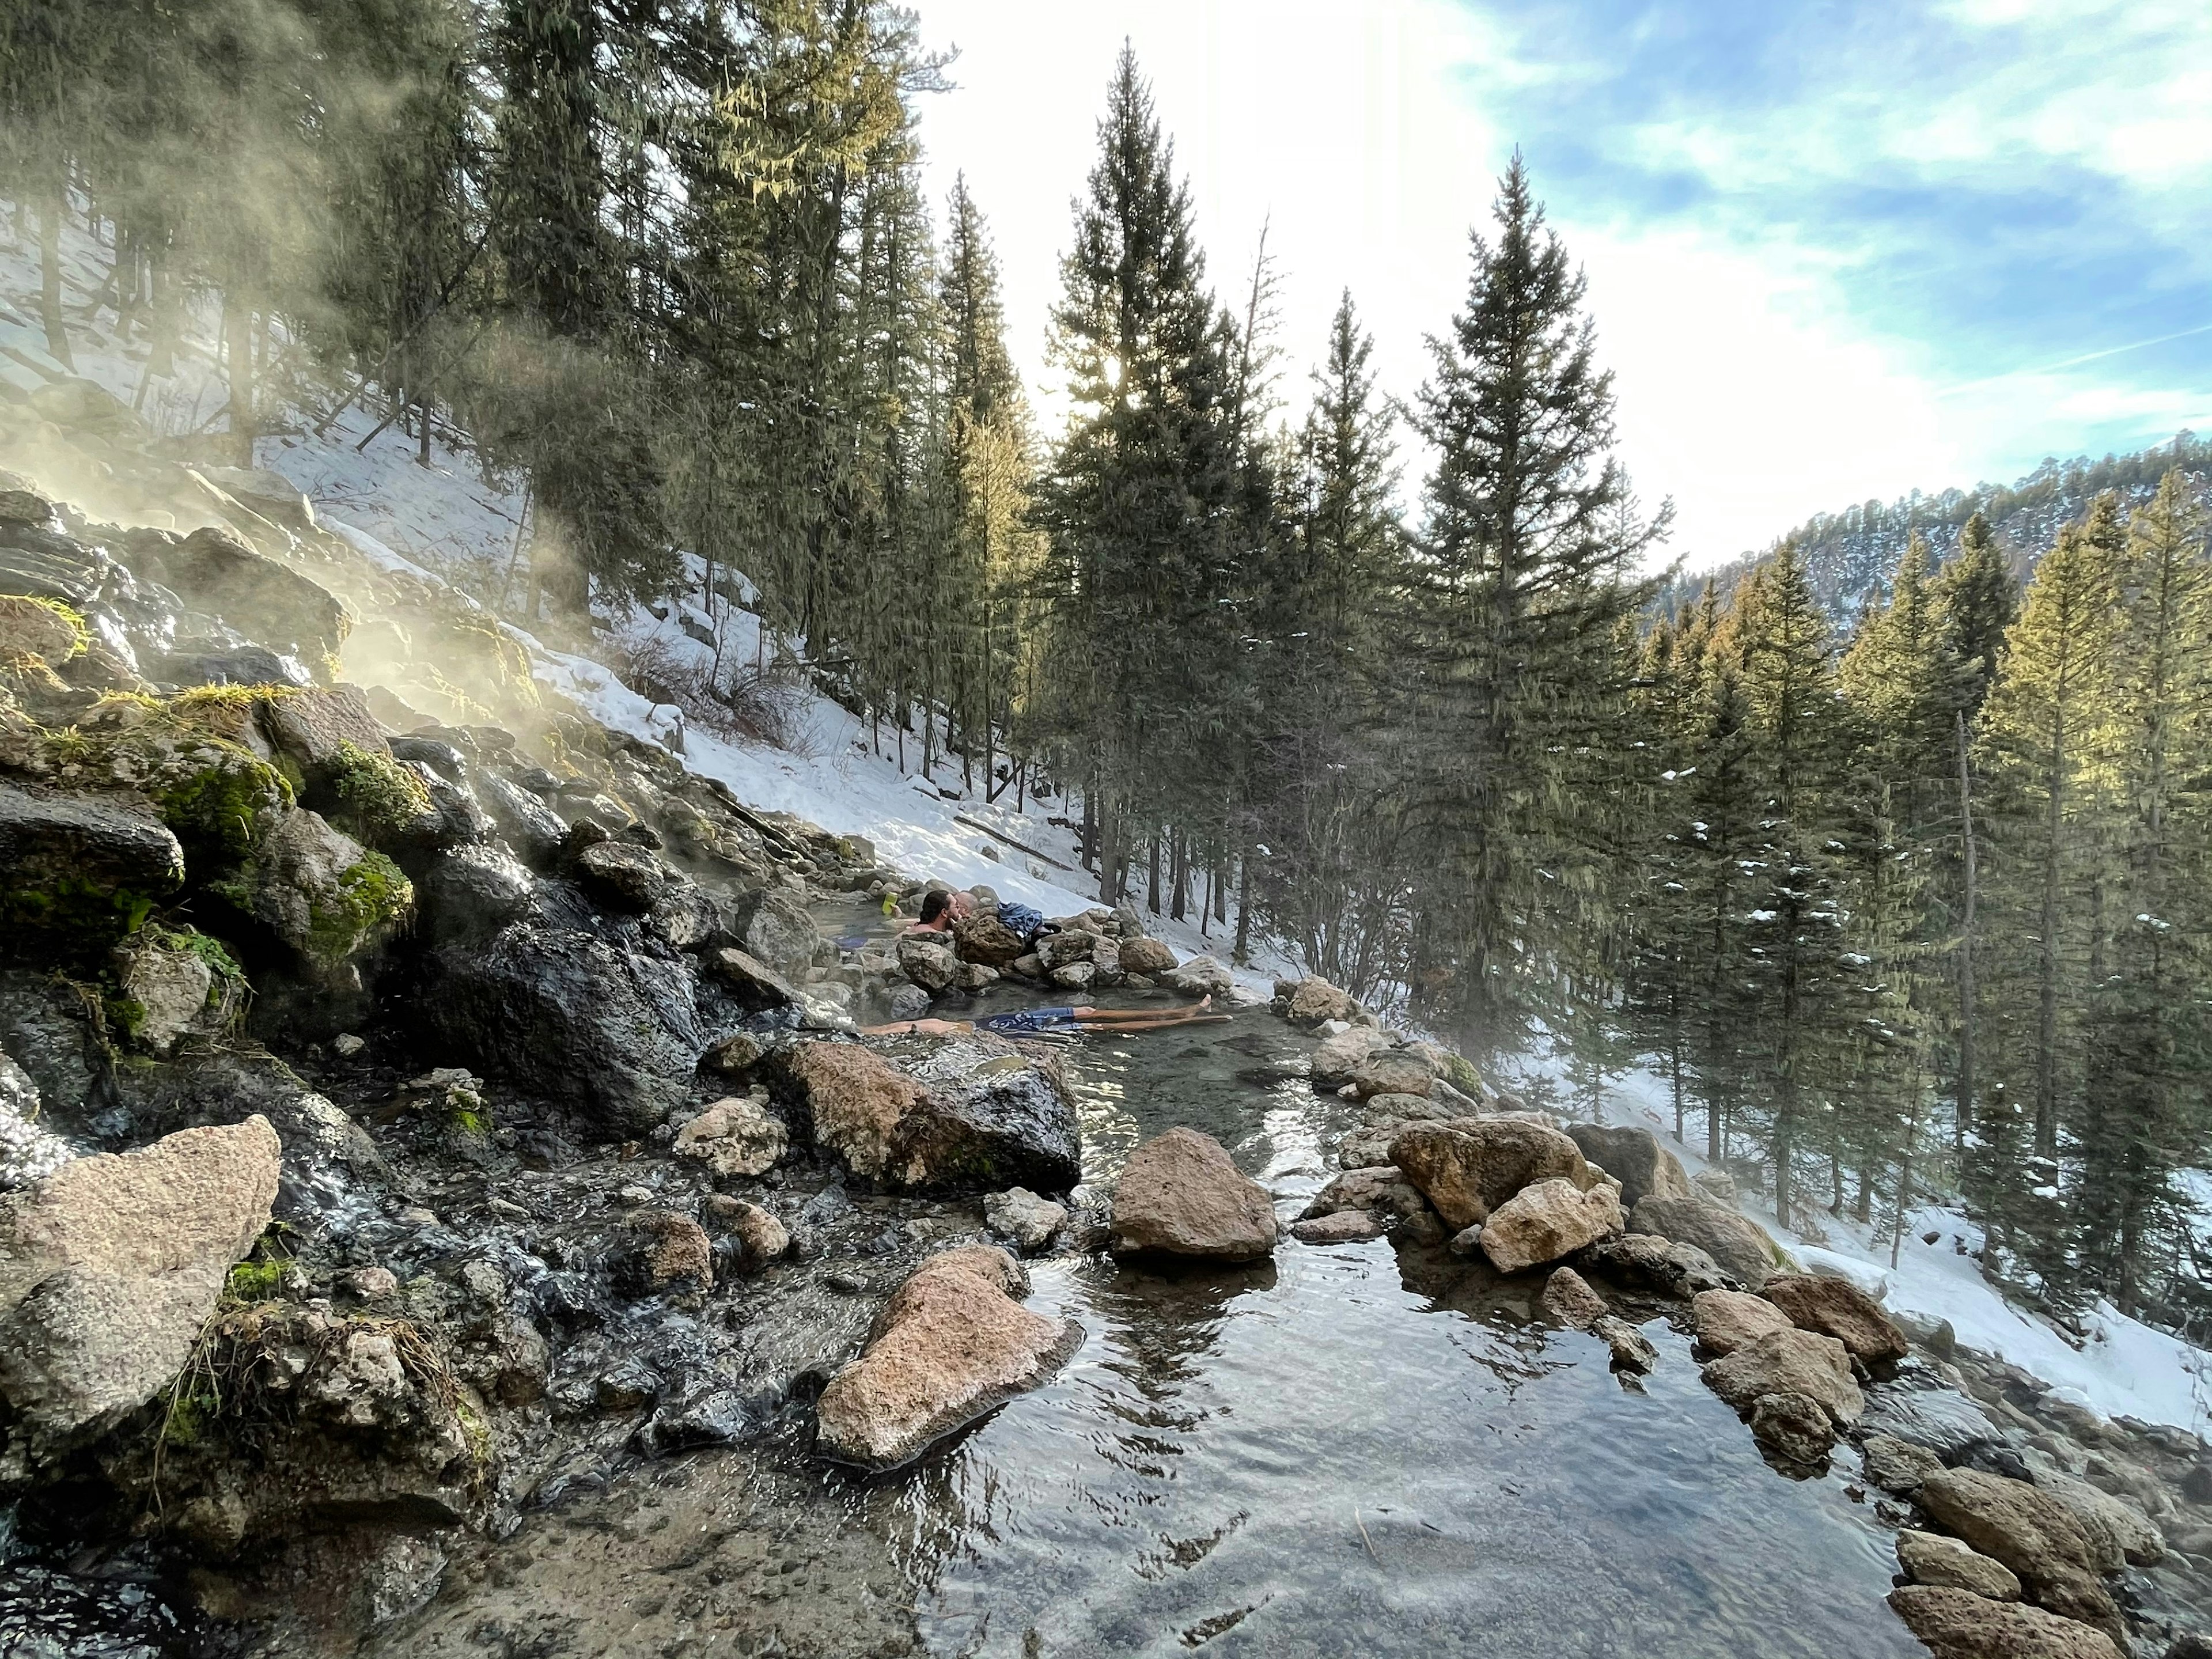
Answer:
[919, 889, 955, 927]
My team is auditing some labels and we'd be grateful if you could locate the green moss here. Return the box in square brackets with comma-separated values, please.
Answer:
[305, 850, 412, 960]
[321, 740, 430, 846]
[1443, 1052, 1484, 1097]
[146, 925, 246, 994]
[3, 876, 164, 955]
[225, 1259, 289, 1303]
[154, 748, 293, 862]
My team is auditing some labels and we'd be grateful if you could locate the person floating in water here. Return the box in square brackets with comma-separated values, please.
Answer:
[862, 997, 1225, 1039]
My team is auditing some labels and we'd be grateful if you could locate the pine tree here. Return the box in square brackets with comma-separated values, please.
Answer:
[1936, 510, 2018, 717]
[1403, 155, 1661, 1058]
[1033, 46, 1241, 902]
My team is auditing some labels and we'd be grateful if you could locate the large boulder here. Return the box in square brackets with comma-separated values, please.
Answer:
[1690, 1288, 1794, 1356]
[1286, 977, 1358, 1026]
[1914, 1468, 2123, 1637]
[1162, 956, 1232, 998]
[1109, 1128, 1277, 1262]
[1347, 1049, 1433, 1100]
[1628, 1194, 1789, 1289]
[1563, 1124, 1692, 1209]
[770, 1043, 925, 1180]
[1700, 1328, 1863, 1426]
[744, 888, 820, 980]
[1391, 1119, 1594, 1230]
[2032, 1468, 2164, 1570]
[259, 684, 389, 771]
[0, 1118, 280, 1471]
[703, 945, 796, 1010]
[136, 527, 350, 666]
[895, 1037, 1083, 1194]
[1757, 1272, 1907, 1365]
[1310, 1024, 1389, 1087]
[426, 924, 706, 1137]
[1474, 1178, 1623, 1274]
[0, 779, 183, 944]
[1885, 1586, 2123, 1659]
[814, 1247, 1081, 1471]
[950, 914, 1027, 967]
[246, 807, 413, 978]
[1117, 937, 1177, 977]
[896, 933, 957, 995]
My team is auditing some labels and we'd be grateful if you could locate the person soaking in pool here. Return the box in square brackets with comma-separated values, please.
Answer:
[862, 997, 1226, 1038]
[904, 887, 1050, 946]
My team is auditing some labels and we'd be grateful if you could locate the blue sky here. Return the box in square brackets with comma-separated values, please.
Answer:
[915, 0, 2212, 566]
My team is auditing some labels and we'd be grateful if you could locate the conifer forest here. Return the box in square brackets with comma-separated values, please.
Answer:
[6, 0, 2210, 1351]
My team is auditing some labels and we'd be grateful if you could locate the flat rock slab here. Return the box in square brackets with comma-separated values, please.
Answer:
[815, 1247, 1081, 1471]
[1110, 1128, 1278, 1262]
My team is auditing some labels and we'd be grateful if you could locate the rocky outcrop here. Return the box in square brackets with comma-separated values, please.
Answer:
[427, 924, 705, 1137]
[814, 1247, 1081, 1471]
[1391, 1119, 1593, 1230]
[1109, 1128, 1277, 1262]
[0, 1118, 280, 1473]
[1757, 1272, 1907, 1365]
[1628, 1194, 1788, 1289]
[1563, 1123, 1691, 1209]
[1690, 1288, 1794, 1355]
[1347, 1049, 1433, 1100]
[1700, 1328, 1863, 1425]
[1471, 1177, 1622, 1274]
[1885, 1586, 2123, 1659]
[1897, 1531, 2022, 1600]
[896, 1038, 1083, 1195]
[1915, 1468, 2124, 1638]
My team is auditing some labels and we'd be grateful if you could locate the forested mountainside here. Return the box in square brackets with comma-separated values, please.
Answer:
[1672, 431, 2212, 623]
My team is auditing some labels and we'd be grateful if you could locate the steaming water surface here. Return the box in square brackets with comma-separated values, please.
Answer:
[804, 974, 1920, 1657]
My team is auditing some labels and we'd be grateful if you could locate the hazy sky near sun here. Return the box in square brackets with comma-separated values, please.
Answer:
[911, 0, 2212, 570]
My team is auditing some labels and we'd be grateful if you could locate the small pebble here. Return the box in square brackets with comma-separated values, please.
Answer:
[332, 1033, 366, 1058]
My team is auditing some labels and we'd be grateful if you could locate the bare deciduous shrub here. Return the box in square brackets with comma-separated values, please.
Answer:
[608, 626, 812, 752]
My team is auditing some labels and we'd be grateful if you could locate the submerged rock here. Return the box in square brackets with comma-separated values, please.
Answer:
[1109, 1128, 1277, 1262]
[1885, 1585, 2122, 1659]
[1628, 1194, 1788, 1289]
[1291, 1210, 1385, 1244]
[1297, 1165, 1433, 1234]
[1758, 1271, 1907, 1365]
[984, 1188, 1068, 1253]
[1391, 1119, 1593, 1231]
[1863, 1433, 1946, 1495]
[0, 1117, 280, 1472]
[1474, 1177, 1622, 1274]
[814, 1246, 1081, 1471]
[1538, 1266, 1609, 1330]
[1858, 1384, 2004, 1463]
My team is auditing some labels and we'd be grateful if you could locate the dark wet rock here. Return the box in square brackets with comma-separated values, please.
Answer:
[1690, 1287, 1794, 1356]
[984, 1187, 1067, 1253]
[1750, 1390, 1835, 1465]
[244, 806, 412, 980]
[1859, 1383, 2005, 1462]
[1576, 1231, 1740, 1299]
[426, 924, 705, 1137]
[700, 1031, 767, 1077]
[1297, 1165, 1433, 1233]
[155, 642, 313, 689]
[1863, 1432, 1948, 1494]
[1628, 1194, 1789, 1289]
[744, 888, 820, 980]
[634, 1381, 770, 1456]
[0, 1118, 279, 1475]
[413, 844, 539, 949]
[1916, 1467, 2124, 1638]
[1391, 1119, 1594, 1230]
[1539, 1266, 1609, 1329]
[388, 734, 467, 779]
[1897, 1529, 2022, 1600]
[1109, 1128, 1277, 1262]
[0, 779, 183, 940]
[703, 945, 797, 1010]
[814, 1246, 1081, 1471]
[1892, 1308, 1959, 1358]
[1471, 1177, 1623, 1274]
[574, 840, 669, 911]
[893, 1039, 1084, 1195]
[260, 684, 388, 771]
[1701, 1328, 1864, 1426]
[1564, 1123, 1692, 1209]
[673, 1096, 787, 1179]
[130, 526, 350, 666]
[1759, 1271, 1907, 1365]
[473, 771, 566, 866]
[1886, 1585, 2123, 1659]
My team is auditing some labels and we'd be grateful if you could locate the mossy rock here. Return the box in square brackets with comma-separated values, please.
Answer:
[0, 593, 89, 667]
[319, 739, 430, 847]
[305, 848, 414, 964]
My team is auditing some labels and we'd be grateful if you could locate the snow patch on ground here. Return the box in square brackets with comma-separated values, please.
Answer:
[1585, 1058, 2212, 1435]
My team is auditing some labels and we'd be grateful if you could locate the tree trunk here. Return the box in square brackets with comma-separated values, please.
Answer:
[1955, 713, 1979, 1149]
[1146, 835, 1161, 914]
[1233, 845, 1254, 964]
[2035, 704, 2065, 1161]
[37, 191, 76, 371]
